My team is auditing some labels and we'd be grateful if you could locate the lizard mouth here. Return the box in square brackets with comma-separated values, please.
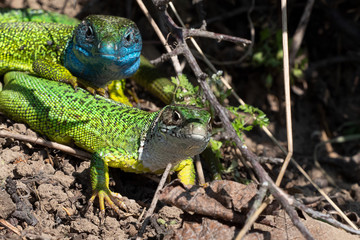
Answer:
[100, 51, 141, 63]
[187, 133, 211, 141]
[164, 129, 211, 144]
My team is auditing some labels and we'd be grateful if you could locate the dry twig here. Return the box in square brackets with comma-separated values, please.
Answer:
[0, 130, 90, 160]
[289, 0, 315, 66]
[137, 163, 172, 239]
[150, 0, 313, 238]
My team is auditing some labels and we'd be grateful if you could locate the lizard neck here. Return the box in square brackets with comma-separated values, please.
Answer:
[139, 124, 191, 171]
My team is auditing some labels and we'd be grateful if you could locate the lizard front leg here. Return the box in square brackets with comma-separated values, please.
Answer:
[89, 147, 197, 216]
[32, 58, 78, 89]
[33, 59, 110, 97]
[88, 147, 150, 216]
[173, 158, 196, 185]
[107, 79, 133, 106]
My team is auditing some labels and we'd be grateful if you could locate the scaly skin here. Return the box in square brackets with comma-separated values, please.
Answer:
[0, 71, 211, 215]
[0, 8, 80, 25]
[0, 8, 175, 104]
[0, 14, 142, 93]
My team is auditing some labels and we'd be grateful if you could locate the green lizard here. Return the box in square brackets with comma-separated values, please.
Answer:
[0, 11, 142, 95]
[0, 71, 211, 215]
[0, 8, 176, 104]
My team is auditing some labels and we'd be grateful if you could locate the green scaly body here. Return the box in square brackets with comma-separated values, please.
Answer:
[0, 22, 72, 76]
[0, 71, 211, 214]
[0, 8, 80, 25]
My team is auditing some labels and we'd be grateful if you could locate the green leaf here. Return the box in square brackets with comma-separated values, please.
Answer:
[253, 52, 264, 64]
[292, 68, 303, 78]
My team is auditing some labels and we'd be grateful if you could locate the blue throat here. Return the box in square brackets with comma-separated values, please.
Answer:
[63, 38, 141, 88]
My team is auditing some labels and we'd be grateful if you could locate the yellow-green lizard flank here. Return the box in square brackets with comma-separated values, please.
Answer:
[0, 71, 211, 215]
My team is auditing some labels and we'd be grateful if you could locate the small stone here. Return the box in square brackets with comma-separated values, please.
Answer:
[1, 148, 26, 163]
[13, 123, 27, 134]
[38, 184, 68, 206]
[15, 162, 33, 177]
[0, 157, 13, 187]
[51, 171, 74, 188]
[62, 161, 75, 175]
[0, 191, 16, 218]
[42, 163, 55, 175]
[70, 218, 98, 235]
[104, 216, 120, 231]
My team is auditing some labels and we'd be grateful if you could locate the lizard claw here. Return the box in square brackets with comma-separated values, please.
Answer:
[68, 76, 78, 91]
[85, 86, 97, 96]
[83, 86, 108, 98]
[95, 87, 107, 97]
[88, 189, 128, 217]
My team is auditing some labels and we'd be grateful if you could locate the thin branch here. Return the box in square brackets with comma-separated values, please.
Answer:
[293, 200, 360, 235]
[195, 155, 205, 185]
[150, 47, 184, 65]
[0, 130, 91, 160]
[0, 219, 21, 236]
[236, 182, 269, 240]
[137, 163, 172, 239]
[275, 0, 293, 186]
[289, 0, 315, 66]
[183, 28, 251, 45]
[136, 0, 182, 74]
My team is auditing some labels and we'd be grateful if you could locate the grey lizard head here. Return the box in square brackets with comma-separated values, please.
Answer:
[141, 105, 212, 171]
[64, 15, 142, 88]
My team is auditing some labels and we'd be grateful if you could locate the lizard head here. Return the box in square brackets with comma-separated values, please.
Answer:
[141, 105, 212, 171]
[64, 15, 142, 88]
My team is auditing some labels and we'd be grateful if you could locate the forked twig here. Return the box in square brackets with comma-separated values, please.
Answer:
[149, 1, 314, 238]
[136, 0, 182, 74]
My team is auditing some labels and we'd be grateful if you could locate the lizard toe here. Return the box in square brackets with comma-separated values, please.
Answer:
[69, 76, 78, 90]
[88, 189, 128, 217]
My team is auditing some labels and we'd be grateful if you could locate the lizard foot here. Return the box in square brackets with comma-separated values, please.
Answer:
[84, 86, 108, 98]
[108, 80, 132, 105]
[88, 189, 128, 217]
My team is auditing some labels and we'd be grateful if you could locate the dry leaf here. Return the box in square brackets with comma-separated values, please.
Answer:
[159, 180, 257, 223]
[174, 217, 236, 240]
[254, 209, 360, 240]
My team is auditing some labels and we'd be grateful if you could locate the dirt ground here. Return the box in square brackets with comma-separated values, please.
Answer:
[0, 0, 360, 239]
